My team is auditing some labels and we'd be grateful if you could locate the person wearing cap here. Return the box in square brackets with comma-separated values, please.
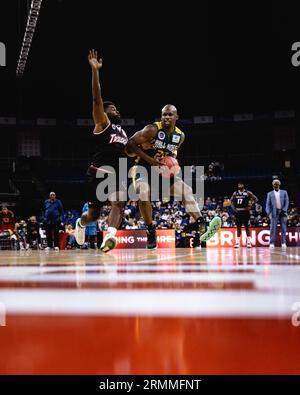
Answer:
[266, 179, 289, 249]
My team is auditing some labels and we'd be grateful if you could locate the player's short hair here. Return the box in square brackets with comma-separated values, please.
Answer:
[103, 101, 115, 110]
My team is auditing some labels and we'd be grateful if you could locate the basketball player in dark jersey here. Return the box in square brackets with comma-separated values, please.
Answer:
[75, 50, 131, 252]
[127, 105, 221, 249]
[231, 182, 258, 248]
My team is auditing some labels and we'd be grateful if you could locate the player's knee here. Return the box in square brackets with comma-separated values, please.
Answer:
[137, 183, 150, 201]
[183, 185, 193, 197]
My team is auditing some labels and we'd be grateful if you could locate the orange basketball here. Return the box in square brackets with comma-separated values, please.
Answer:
[159, 156, 180, 178]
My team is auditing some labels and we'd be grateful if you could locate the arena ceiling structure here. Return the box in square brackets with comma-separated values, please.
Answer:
[0, 1, 299, 121]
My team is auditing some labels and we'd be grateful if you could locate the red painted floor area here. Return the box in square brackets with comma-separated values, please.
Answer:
[1, 315, 299, 374]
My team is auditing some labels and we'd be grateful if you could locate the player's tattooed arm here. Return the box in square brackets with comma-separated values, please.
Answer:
[127, 124, 160, 166]
[88, 49, 109, 132]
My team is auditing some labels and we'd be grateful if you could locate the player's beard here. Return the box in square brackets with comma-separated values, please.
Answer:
[109, 114, 121, 124]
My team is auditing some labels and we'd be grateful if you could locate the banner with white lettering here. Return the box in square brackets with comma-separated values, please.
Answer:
[206, 227, 300, 248]
[103, 229, 175, 249]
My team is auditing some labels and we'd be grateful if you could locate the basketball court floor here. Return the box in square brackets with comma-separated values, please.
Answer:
[0, 247, 300, 374]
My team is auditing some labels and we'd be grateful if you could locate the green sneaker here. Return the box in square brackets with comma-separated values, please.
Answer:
[100, 233, 117, 253]
[200, 216, 222, 242]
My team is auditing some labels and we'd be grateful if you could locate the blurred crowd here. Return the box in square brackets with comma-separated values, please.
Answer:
[1, 193, 299, 250]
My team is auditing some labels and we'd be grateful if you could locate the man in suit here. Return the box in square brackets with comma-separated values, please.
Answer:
[266, 179, 289, 249]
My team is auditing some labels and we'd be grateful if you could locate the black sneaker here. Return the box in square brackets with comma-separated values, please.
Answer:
[183, 217, 206, 235]
[146, 229, 157, 250]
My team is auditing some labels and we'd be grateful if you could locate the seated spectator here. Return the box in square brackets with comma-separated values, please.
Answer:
[64, 210, 77, 228]
[0, 206, 15, 233]
[205, 197, 212, 209]
[223, 196, 231, 209]
[222, 214, 231, 227]
[211, 198, 217, 210]
[65, 224, 76, 249]
[13, 220, 28, 250]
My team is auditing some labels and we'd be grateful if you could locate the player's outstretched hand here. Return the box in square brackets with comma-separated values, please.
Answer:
[88, 49, 103, 70]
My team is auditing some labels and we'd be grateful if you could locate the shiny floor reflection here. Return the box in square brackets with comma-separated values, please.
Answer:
[0, 248, 300, 374]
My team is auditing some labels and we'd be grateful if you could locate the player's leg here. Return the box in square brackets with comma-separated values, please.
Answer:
[45, 224, 53, 250]
[136, 181, 157, 250]
[53, 223, 60, 251]
[75, 173, 103, 245]
[75, 207, 101, 246]
[171, 180, 221, 242]
[243, 212, 252, 248]
[100, 191, 125, 252]
[235, 212, 242, 248]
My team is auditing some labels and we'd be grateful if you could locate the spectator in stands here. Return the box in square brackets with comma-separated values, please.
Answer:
[64, 210, 77, 228]
[222, 214, 231, 227]
[211, 198, 217, 210]
[125, 218, 138, 229]
[82, 202, 97, 249]
[13, 220, 28, 250]
[0, 206, 15, 233]
[43, 192, 64, 251]
[65, 224, 76, 249]
[288, 205, 300, 227]
[223, 196, 231, 209]
[205, 197, 212, 209]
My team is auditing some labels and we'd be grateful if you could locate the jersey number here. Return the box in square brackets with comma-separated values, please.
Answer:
[154, 150, 167, 159]
[237, 199, 243, 204]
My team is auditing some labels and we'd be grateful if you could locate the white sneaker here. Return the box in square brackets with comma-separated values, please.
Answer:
[281, 244, 287, 250]
[269, 244, 275, 249]
[234, 243, 240, 249]
[54, 246, 59, 251]
[44, 247, 50, 251]
[100, 233, 117, 253]
[75, 218, 86, 245]
[247, 242, 252, 248]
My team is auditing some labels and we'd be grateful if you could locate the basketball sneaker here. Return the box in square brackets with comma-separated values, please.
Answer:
[75, 218, 86, 246]
[200, 217, 222, 243]
[146, 229, 157, 250]
[100, 233, 117, 253]
[234, 242, 240, 249]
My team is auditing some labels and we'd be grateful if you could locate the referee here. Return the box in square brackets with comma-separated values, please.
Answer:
[231, 182, 258, 248]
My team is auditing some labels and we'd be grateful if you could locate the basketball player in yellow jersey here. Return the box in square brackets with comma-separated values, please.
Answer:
[127, 104, 221, 249]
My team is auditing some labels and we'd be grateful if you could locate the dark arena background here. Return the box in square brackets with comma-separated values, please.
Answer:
[0, 0, 300, 385]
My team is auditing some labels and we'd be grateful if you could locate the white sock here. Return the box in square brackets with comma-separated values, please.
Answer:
[236, 237, 240, 244]
[107, 227, 117, 236]
[247, 236, 251, 243]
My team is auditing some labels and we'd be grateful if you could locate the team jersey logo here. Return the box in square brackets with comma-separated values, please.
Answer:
[172, 134, 180, 143]
[158, 131, 165, 140]
[109, 133, 128, 145]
